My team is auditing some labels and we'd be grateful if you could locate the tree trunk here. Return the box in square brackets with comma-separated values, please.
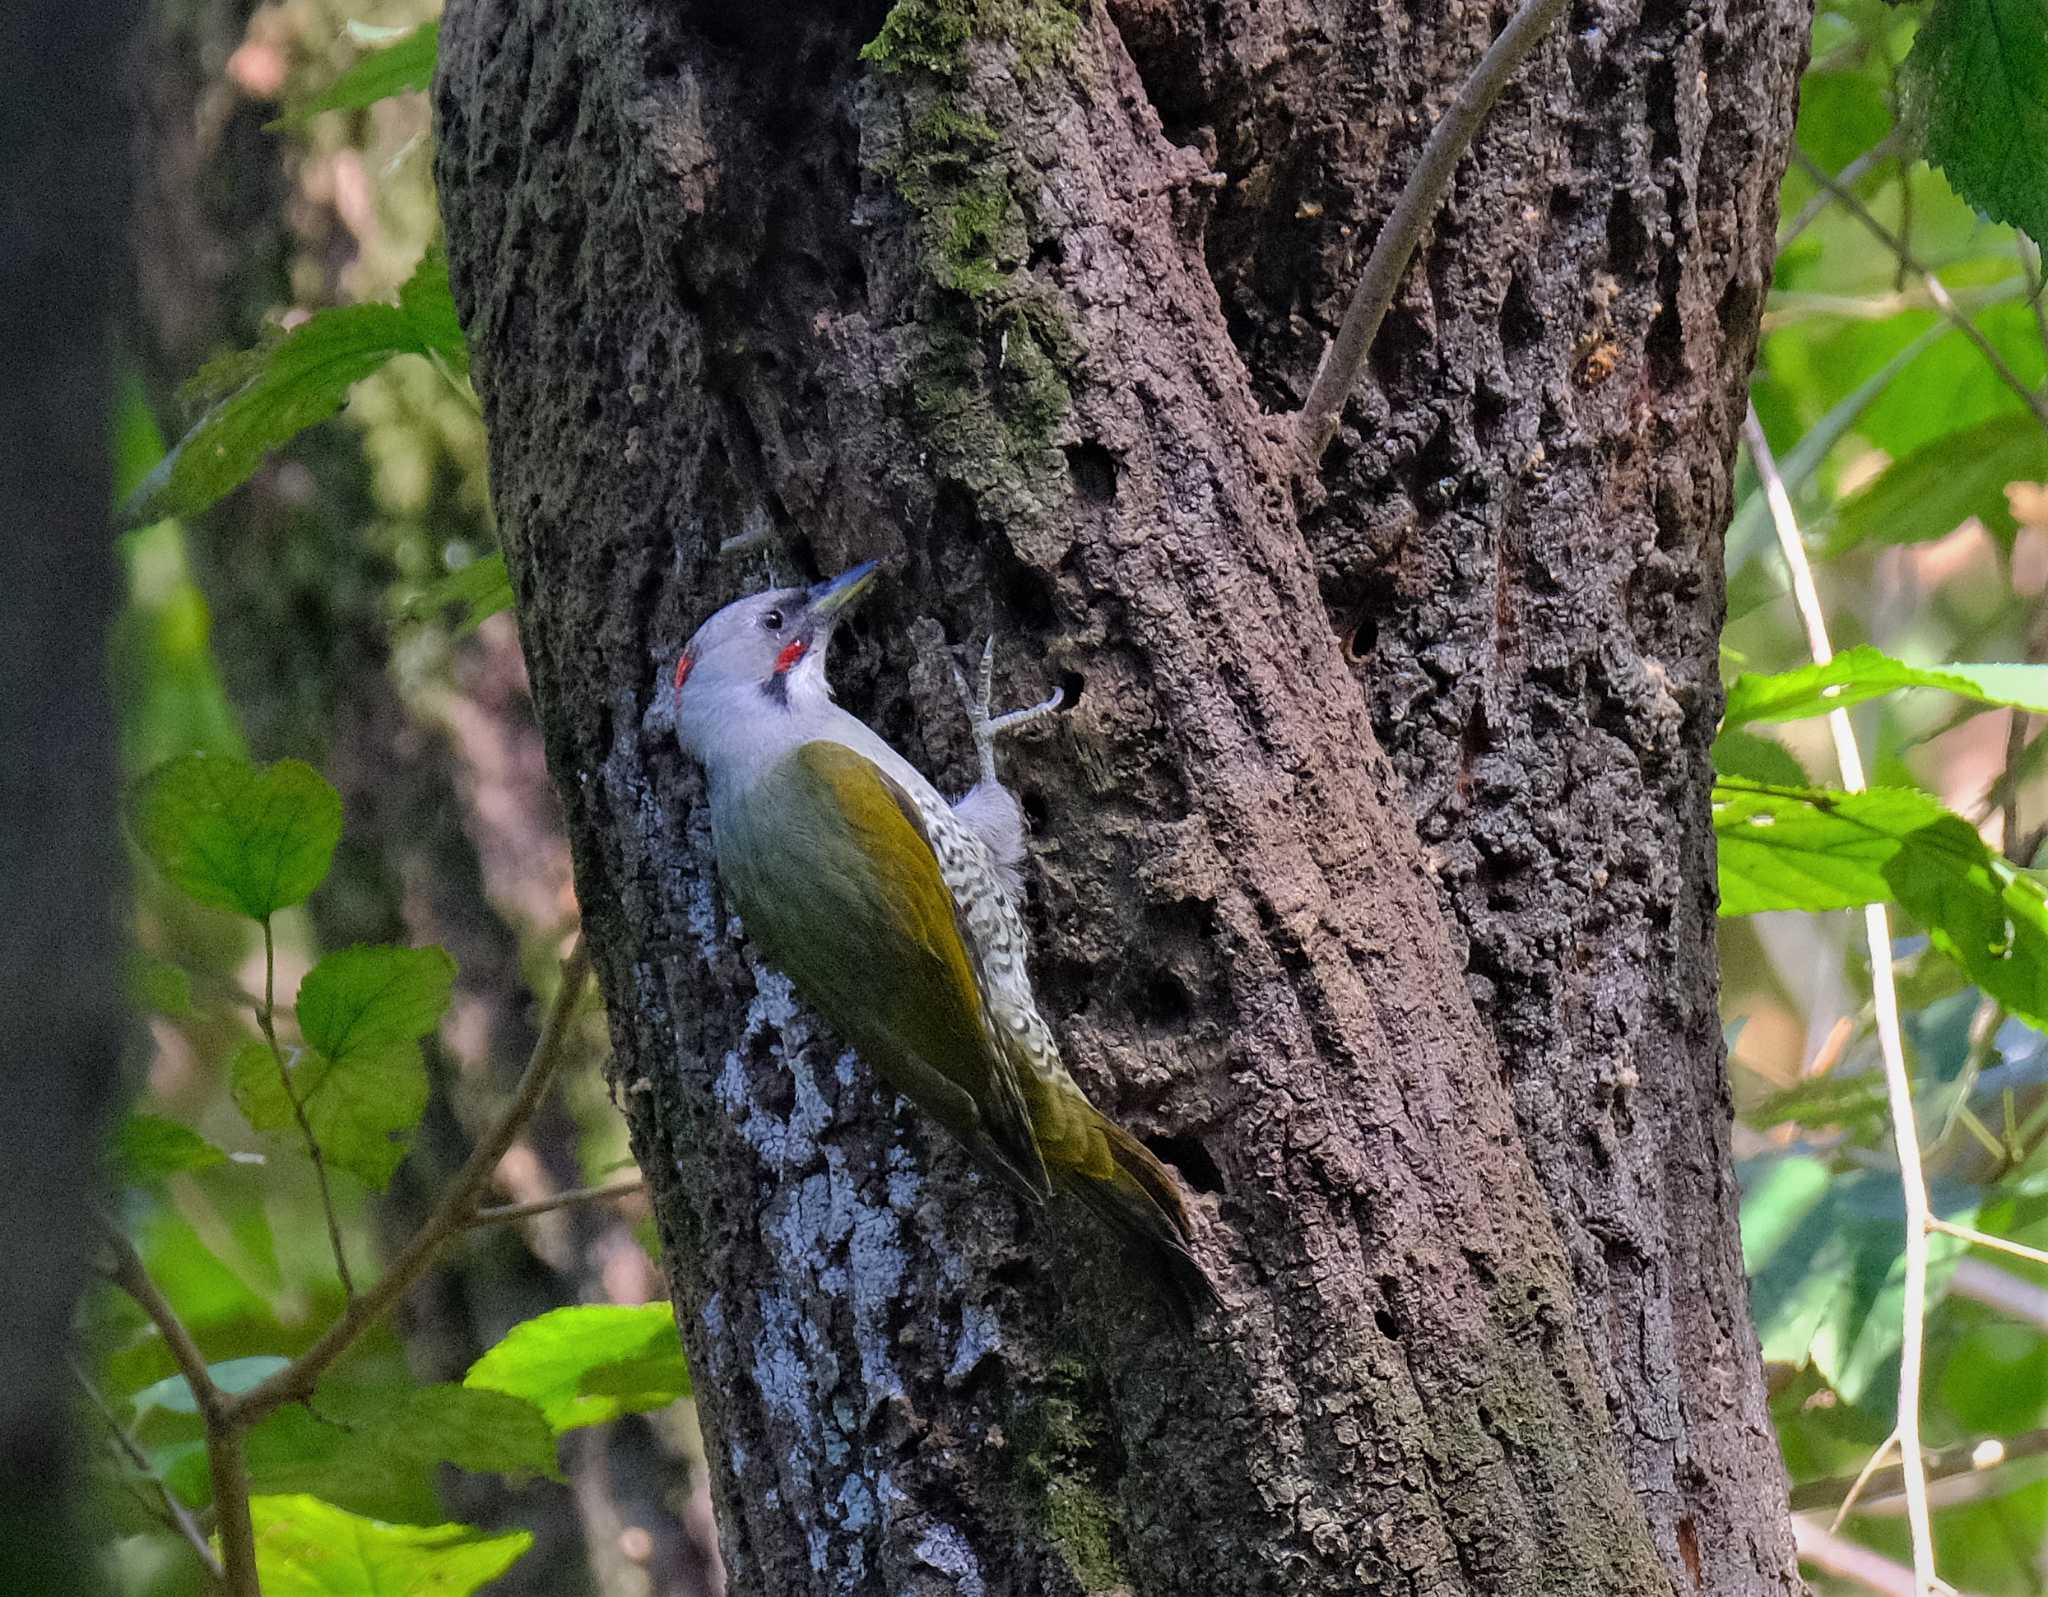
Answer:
[0, 4, 141, 1592]
[434, 1, 1809, 1592]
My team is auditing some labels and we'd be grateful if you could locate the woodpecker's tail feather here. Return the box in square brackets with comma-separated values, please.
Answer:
[1064, 1116, 1220, 1327]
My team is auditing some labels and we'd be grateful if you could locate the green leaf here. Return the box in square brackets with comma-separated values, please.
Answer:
[246, 1494, 531, 1597]
[205, 1385, 562, 1513]
[112, 1114, 229, 1184]
[403, 552, 513, 633]
[1714, 781, 1942, 915]
[124, 250, 468, 525]
[271, 22, 439, 128]
[231, 1037, 426, 1192]
[297, 944, 456, 1063]
[465, 1304, 689, 1431]
[1903, 0, 2048, 247]
[128, 955, 195, 1019]
[1712, 729, 1811, 789]
[1715, 779, 2048, 1033]
[1743, 1155, 1977, 1403]
[1723, 644, 2048, 728]
[131, 754, 342, 919]
[130, 1356, 290, 1419]
[1829, 411, 2048, 552]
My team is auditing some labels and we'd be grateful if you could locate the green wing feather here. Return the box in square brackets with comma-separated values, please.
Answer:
[716, 740, 1052, 1202]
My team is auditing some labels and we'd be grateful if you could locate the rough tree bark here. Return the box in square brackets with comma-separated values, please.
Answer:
[435, 1, 1809, 1592]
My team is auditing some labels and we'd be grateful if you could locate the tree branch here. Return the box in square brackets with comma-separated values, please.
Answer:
[256, 916, 354, 1297]
[1791, 147, 2048, 436]
[98, 1221, 257, 1595]
[1292, 0, 1570, 467]
[230, 938, 592, 1427]
[464, 1175, 645, 1229]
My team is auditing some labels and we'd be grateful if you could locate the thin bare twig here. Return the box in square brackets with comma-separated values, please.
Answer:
[257, 917, 354, 1296]
[1746, 409, 1939, 1596]
[465, 1176, 646, 1229]
[230, 939, 593, 1428]
[1779, 131, 1903, 248]
[1792, 148, 2048, 437]
[1293, 0, 1570, 466]
[69, 1357, 224, 1585]
[1795, 1421, 2048, 1515]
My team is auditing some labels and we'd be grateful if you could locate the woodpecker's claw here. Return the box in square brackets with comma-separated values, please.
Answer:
[951, 636, 1063, 786]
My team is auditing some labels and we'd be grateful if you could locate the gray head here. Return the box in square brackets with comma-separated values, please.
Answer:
[672, 561, 877, 769]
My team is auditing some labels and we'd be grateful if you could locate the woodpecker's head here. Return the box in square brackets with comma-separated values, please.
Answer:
[672, 561, 877, 765]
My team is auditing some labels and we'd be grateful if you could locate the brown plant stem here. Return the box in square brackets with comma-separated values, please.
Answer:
[1292, 0, 1570, 466]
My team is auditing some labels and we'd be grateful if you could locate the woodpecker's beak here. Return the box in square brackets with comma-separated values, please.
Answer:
[806, 561, 878, 622]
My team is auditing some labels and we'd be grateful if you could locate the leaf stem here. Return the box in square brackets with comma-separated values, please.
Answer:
[256, 916, 355, 1297]
[1291, 0, 1569, 468]
[1745, 409, 1938, 1596]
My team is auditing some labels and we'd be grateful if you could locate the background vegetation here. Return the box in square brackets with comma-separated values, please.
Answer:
[82, 0, 2048, 1592]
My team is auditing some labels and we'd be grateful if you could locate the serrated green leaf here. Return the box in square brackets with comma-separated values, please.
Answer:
[130, 1356, 290, 1418]
[1743, 1155, 1977, 1404]
[270, 22, 439, 128]
[131, 754, 342, 919]
[112, 1114, 228, 1184]
[298, 945, 456, 1061]
[1715, 779, 2048, 1032]
[404, 552, 513, 633]
[1724, 644, 2048, 728]
[1829, 410, 2048, 552]
[124, 250, 468, 525]
[245, 1494, 531, 1597]
[1714, 781, 1939, 914]
[230, 1034, 428, 1191]
[465, 1304, 689, 1431]
[1902, 0, 2048, 247]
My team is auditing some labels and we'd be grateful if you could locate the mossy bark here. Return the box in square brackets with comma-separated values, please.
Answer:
[435, 0, 1810, 1591]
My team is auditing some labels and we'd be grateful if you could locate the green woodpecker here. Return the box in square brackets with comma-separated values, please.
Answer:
[672, 563, 1214, 1315]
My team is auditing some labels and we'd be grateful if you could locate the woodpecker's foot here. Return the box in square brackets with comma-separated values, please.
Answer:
[950, 636, 1064, 786]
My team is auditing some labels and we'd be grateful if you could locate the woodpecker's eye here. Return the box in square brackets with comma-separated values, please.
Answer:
[762, 608, 785, 632]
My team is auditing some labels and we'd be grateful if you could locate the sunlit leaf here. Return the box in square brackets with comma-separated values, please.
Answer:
[1723, 645, 2048, 728]
[131, 754, 342, 920]
[1715, 779, 2048, 1032]
[245, 1494, 531, 1597]
[1903, 0, 2048, 247]
[123, 250, 468, 525]
[465, 1304, 689, 1431]
[271, 22, 439, 128]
